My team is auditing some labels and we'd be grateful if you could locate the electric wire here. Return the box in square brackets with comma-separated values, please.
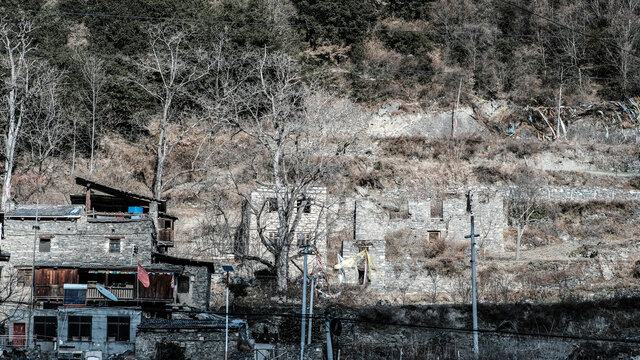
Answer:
[196, 309, 640, 345]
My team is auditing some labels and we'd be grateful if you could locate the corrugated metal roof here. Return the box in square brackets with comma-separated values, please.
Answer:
[6, 205, 84, 218]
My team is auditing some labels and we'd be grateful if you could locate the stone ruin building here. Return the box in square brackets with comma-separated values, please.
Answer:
[240, 186, 504, 298]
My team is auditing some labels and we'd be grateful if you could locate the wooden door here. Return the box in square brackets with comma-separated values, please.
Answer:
[12, 323, 25, 347]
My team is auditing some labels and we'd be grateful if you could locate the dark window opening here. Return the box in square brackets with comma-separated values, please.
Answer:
[430, 197, 443, 219]
[39, 238, 51, 253]
[67, 316, 91, 341]
[34, 316, 57, 341]
[297, 233, 310, 246]
[427, 231, 441, 245]
[109, 238, 121, 253]
[177, 276, 190, 294]
[267, 198, 278, 212]
[358, 269, 365, 285]
[107, 316, 130, 342]
[17, 269, 31, 286]
[296, 197, 312, 213]
[161, 219, 172, 229]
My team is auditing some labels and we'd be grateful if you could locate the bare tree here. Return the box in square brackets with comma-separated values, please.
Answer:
[19, 69, 68, 175]
[605, 0, 640, 94]
[0, 18, 62, 211]
[227, 52, 364, 291]
[133, 24, 210, 198]
[0, 267, 31, 328]
[508, 168, 545, 260]
[78, 53, 108, 175]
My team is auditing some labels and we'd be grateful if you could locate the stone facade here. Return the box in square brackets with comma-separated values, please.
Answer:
[3, 210, 155, 268]
[340, 187, 505, 292]
[135, 329, 237, 360]
[0, 193, 214, 358]
[246, 187, 328, 275]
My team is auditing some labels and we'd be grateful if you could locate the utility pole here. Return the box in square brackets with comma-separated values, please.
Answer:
[307, 275, 315, 344]
[465, 215, 480, 359]
[299, 244, 315, 360]
[222, 265, 235, 360]
[325, 313, 334, 360]
[28, 201, 39, 349]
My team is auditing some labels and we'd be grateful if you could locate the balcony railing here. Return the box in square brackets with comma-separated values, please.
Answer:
[34, 284, 172, 302]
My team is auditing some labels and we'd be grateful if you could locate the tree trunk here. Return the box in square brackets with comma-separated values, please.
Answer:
[275, 246, 289, 292]
[516, 225, 523, 260]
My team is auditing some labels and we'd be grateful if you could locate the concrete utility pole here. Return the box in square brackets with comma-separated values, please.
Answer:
[325, 313, 333, 360]
[29, 200, 39, 349]
[465, 215, 480, 359]
[299, 244, 315, 360]
[222, 265, 235, 360]
[308, 275, 315, 345]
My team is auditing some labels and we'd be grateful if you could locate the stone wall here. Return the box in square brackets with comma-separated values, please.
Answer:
[135, 329, 236, 360]
[247, 187, 328, 276]
[339, 188, 505, 293]
[4, 216, 155, 268]
[176, 265, 212, 310]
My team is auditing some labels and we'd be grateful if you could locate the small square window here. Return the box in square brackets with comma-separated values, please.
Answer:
[34, 316, 57, 341]
[107, 316, 130, 342]
[17, 269, 31, 286]
[109, 238, 121, 253]
[266, 198, 278, 212]
[39, 238, 51, 253]
[427, 231, 441, 245]
[297, 233, 310, 246]
[67, 316, 91, 341]
[296, 197, 312, 214]
[177, 276, 190, 293]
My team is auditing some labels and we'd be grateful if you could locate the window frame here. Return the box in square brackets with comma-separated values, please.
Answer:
[266, 198, 278, 212]
[177, 275, 190, 294]
[33, 316, 57, 341]
[17, 269, 32, 286]
[107, 316, 130, 342]
[296, 197, 312, 214]
[38, 238, 51, 253]
[67, 316, 92, 341]
[108, 238, 121, 253]
[427, 230, 441, 245]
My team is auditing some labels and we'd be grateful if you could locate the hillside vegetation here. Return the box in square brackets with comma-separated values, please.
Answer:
[0, 0, 639, 299]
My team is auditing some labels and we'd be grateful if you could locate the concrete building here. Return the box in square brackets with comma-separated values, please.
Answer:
[0, 177, 215, 359]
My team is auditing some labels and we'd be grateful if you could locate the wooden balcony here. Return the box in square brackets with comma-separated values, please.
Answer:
[35, 284, 172, 302]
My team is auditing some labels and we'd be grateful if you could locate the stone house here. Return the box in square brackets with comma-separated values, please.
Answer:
[0, 177, 215, 359]
[240, 186, 328, 279]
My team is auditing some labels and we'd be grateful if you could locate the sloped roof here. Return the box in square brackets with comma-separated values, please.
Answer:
[152, 253, 216, 273]
[76, 177, 164, 204]
[5, 205, 83, 219]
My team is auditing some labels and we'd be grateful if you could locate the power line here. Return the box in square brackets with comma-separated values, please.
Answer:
[198, 309, 640, 345]
[333, 316, 640, 345]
